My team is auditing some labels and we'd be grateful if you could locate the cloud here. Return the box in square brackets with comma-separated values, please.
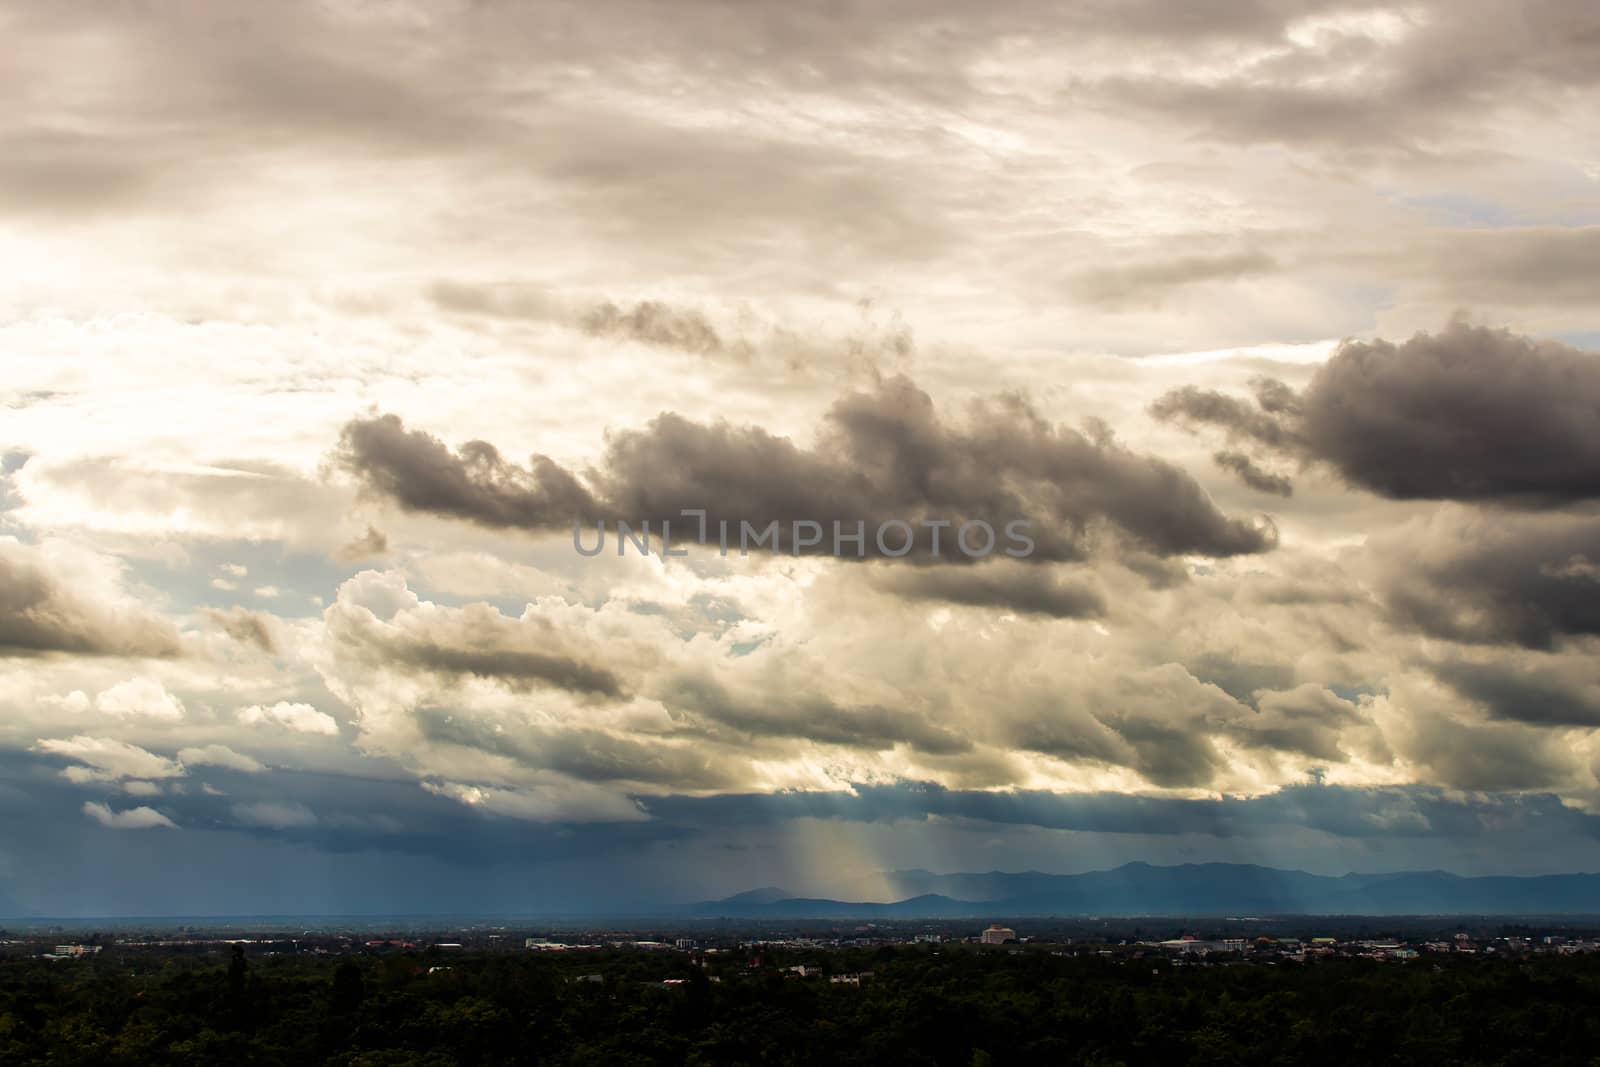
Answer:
[238, 701, 340, 736]
[0, 542, 181, 658]
[1004, 664, 1249, 789]
[335, 415, 599, 530]
[177, 744, 267, 774]
[1081, 2, 1600, 154]
[202, 606, 282, 654]
[36, 736, 185, 782]
[1212, 450, 1293, 497]
[1430, 657, 1600, 728]
[1380, 227, 1600, 310]
[1372, 509, 1600, 649]
[869, 561, 1107, 618]
[637, 780, 1598, 844]
[1393, 710, 1582, 793]
[82, 801, 177, 830]
[231, 801, 318, 829]
[1154, 324, 1600, 503]
[1229, 685, 1368, 763]
[418, 780, 648, 824]
[659, 671, 973, 757]
[578, 300, 732, 358]
[92, 677, 185, 721]
[322, 571, 625, 698]
[1067, 248, 1278, 309]
[335, 524, 389, 563]
[337, 376, 1275, 563]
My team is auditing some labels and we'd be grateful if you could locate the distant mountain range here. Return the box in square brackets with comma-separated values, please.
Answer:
[691, 862, 1600, 917]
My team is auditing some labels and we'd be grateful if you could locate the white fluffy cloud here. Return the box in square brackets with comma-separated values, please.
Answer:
[93, 678, 185, 722]
[238, 701, 340, 736]
[36, 736, 186, 782]
[82, 801, 177, 830]
[177, 744, 267, 774]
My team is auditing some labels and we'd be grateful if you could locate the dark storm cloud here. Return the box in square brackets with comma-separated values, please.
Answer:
[1149, 377, 1300, 450]
[1431, 658, 1600, 728]
[870, 561, 1107, 619]
[1213, 450, 1293, 496]
[1154, 324, 1600, 503]
[638, 780, 1600, 843]
[0, 751, 686, 875]
[1374, 511, 1600, 649]
[406, 643, 624, 698]
[201, 606, 281, 655]
[336, 414, 601, 527]
[413, 711, 741, 789]
[0, 545, 181, 658]
[1301, 326, 1600, 502]
[659, 672, 973, 757]
[337, 376, 1275, 564]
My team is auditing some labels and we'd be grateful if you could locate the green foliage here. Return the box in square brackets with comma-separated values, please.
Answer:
[4, 948, 1600, 1065]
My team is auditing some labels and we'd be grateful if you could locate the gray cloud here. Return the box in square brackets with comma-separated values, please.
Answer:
[1067, 248, 1278, 309]
[1004, 666, 1246, 789]
[338, 376, 1275, 564]
[336, 414, 600, 527]
[324, 584, 625, 699]
[0, 545, 180, 658]
[429, 284, 741, 360]
[406, 642, 624, 698]
[640, 780, 1599, 845]
[579, 300, 735, 359]
[1431, 657, 1600, 728]
[334, 524, 388, 563]
[1083, 1, 1600, 154]
[870, 561, 1107, 618]
[1397, 710, 1580, 793]
[1375, 227, 1600, 310]
[1374, 510, 1600, 649]
[1213, 450, 1293, 496]
[660, 671, 973, 757]
[1230, 685, 1365, 762]
[202, 606, 281, 655]
[414, 710, 742, 790]
[1155, 324, 1600, 504]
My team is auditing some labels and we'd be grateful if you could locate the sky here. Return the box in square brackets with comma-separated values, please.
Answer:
[3, 0, 1600, 916]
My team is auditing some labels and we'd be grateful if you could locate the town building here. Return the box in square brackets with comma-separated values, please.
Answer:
[981, 924, 1017, 945]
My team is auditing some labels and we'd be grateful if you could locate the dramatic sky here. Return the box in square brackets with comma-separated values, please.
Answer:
[4, 0, 1600, 916]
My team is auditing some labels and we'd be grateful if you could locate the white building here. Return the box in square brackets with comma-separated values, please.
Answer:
[980, 924, 1016, 945]
[52, 944, 102, 957]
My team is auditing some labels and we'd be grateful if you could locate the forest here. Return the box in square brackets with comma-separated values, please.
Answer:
[5, 943, 1600, 1065]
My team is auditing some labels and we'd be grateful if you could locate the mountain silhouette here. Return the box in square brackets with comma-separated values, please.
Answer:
[691, 862, 1600, 916]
